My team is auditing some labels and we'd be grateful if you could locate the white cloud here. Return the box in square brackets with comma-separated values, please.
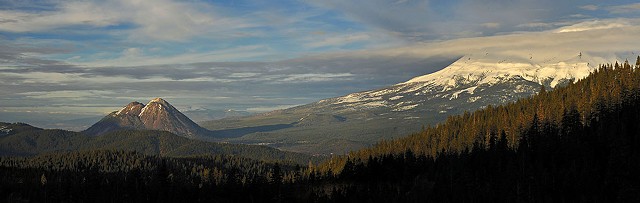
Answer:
[481, 22, 501, 29]
[275, 73, 354, 83]
[305, 33, 372, 48]
[580, 5, 599, 11]
[569, 14, 589, 19]
[314, 18, 640, 67]
[122, 48, 143, 58]
[555, 19, 630, 33]
[517, 22, 553, 28]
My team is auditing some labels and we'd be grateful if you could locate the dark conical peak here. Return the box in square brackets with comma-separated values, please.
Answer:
[115, 101, 145, 116]
[86, 97, 209, 137]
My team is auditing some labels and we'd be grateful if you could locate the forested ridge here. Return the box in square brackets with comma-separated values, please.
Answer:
[2, 59, 640, 202]
[0, 126, 317, 165]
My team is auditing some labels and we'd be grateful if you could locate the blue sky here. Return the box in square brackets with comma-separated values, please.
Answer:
[2, 0, 640, 129]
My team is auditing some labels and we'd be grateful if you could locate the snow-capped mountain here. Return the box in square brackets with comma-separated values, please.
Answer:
[316, 52, 596, 114]
[202, 52, 627, 154]
[85, 98, 210, 137]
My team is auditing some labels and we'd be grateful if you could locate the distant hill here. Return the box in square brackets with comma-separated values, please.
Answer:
[183, 108, 252, 122]
[0, 122, 316, 165]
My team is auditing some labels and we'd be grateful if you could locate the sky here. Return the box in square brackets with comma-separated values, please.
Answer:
[2, 0, 640, 130]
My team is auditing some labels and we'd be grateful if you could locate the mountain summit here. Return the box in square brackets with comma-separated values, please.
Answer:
[84, 98, 209, 137]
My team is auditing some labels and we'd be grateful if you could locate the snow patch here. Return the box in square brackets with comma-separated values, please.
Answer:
[116, 106, 128, 115]
[467, 96, 482, 103]
[0, 126, 11, 134]
[139, 106, 148, 117]
[449, 86, 477, 100]
[393, 104, 419, 111]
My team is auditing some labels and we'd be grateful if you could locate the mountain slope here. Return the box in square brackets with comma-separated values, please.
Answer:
[84, 98, 210, 137]
[202, 52, 625, 154]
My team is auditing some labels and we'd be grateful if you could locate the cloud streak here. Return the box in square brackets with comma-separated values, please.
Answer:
[608, 3, 640, 14]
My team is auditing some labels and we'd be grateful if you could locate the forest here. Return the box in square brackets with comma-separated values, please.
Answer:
[2, 58, 640, 202]
[0, 126, 318, 165]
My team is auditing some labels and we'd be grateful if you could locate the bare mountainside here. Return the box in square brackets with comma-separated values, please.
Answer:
[201, 52, 628, 155]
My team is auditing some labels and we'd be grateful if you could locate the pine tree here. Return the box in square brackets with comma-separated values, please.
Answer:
[40, 173, 47, 186]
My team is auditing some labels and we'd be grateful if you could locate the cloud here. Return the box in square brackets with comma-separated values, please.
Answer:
[273, 73, 355, 83]
[19, 90, 117, 99]
[0, 2, 120, 32]
[121, 47, 143, 59]
[307, 0, 598, 41]
[0, 0, 248, 41]
[580, 5, 599, 11]
[305, 33, 372, 48]
[80, 45, 273, 67]
[608, 3, 640, 14]
[555, 19, 631, 33]
[517, 22, 553, 28]
[481, 22, 501, 29]
[321, 18, 640, 68]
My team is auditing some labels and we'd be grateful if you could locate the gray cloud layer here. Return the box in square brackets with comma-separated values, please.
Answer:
[0, 40, 456, 118]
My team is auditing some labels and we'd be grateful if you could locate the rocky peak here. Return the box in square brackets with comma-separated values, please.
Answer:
[139, 98, 177, 117]
[115, 102, 145, 116]
[149, 97, 170, 106]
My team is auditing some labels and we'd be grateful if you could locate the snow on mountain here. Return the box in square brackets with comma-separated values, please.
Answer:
[313, 52, 623, 114]
[0, 125, 11, 136]
[115, 101, 145, 116]
[404, 54, 592, 89]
